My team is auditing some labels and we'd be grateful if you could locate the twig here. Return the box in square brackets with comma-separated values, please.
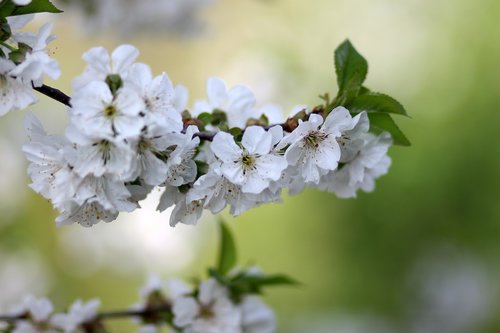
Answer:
[32, 83, 72, 107]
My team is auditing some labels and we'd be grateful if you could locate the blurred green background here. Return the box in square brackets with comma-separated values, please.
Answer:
[1, 0, 500, 332]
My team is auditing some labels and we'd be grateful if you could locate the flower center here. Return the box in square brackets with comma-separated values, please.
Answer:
[241, 154, 255, 167]
[199, 304, 215, 319]
[104, 105, 117, 118]
[137, 138, 151, 154]
[337, 134, 350, 147]
[97, 140, 111, 165]
[304, 131, 327, 148]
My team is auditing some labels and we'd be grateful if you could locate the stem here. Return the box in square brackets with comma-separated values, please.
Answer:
[0, 303, 172, 323]
[0, 41, 15, 52]
[32, 83, 72, 107]
[98, 303, 172, 320]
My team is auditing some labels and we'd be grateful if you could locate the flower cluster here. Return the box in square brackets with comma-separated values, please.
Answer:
[138, 272, 276, 333]
[22, 44, 393, 228]
[0, 271, 277, 333]
[0, 14, 60, 116]
[1, 295, 100, 333]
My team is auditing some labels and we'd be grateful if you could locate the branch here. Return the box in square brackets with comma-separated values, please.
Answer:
[0, 303, 172, 323]
[32, 83, 72, 107]
[97, 303, 171, 321]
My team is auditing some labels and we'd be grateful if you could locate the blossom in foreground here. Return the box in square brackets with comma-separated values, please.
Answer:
[320, 132, 392, 198]
[9, 23, 61, 87]
[20, 42, 394, 228]
[0, 59, 37, 116]
[70, 81, 145, 140]
[278, 107, 366, 184]
[0, 15, 59, 117]
[211, 126, 287, 194]
[72, 45, 140, 90]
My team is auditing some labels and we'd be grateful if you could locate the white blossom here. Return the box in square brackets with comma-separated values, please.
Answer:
[73, 44, 139, 90]
[240, 296, 276, 333]
[211, 126, 287, 194]
[194, 77, 256, 128]
[64, 125, 136, 180]
[126, 63, 183, 129]
[9, 295, 54, 333]
[22, 113, 75, 207]
[321, 132, 392, 198]
[164, 126, 200, 187]
[172, 279, 242, 333]
[188, 170, 260, 216]
[0, 59, 37, 116]
[9, 23, 61, 87]
[51, 299, 100, 333]
[278, 107, 363, 184]
[70, 81, 145, 141]
[157, 185, 204, 227]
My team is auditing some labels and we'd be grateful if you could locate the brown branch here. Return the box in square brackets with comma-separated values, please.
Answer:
[32, 83, 72, 107]
[0, 303, 172, 323]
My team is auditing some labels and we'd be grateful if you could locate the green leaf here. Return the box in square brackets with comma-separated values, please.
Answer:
[217, 220, 237, 276]
[347, 93, 408, 117]
[2, 0, 62, 17]
[211, 109, 228, 126]
[0, 1, 16, 18]
[197, 112, 212, 125]
[368, 113, 411, 146]
[234, 274, 300, 288]
[208, 267, 228, 285]
[228, 127, 243, 141]
[334, 40, 368, 103]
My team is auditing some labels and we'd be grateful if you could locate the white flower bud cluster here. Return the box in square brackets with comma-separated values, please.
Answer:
[0, 15, 60, 116]
[0, 274, 276, 333]
[138, 275, 276, 333]
[2, 295, 100, 333]
[21, 44, 393, 228]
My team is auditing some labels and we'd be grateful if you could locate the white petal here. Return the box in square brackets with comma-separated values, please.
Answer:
[221, 162, 245, 185]
[242, 126, 272, 155]
[173, 297, 198, 327]
[111, 44, 140, 73]
[206, 77, 227, 108]
[211, 132, 241, 162]
[256, 154, 287, 181]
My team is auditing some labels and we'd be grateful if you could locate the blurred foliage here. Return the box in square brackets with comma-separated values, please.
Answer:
[1, 0, 500, 332]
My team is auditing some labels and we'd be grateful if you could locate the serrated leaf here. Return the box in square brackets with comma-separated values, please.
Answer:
[347, 93, 408, 117]
[334, 40, 368, 103]
[217, 220, 237, 276]
[7, 0, 62, 16]
[368, 113, 411, 146]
